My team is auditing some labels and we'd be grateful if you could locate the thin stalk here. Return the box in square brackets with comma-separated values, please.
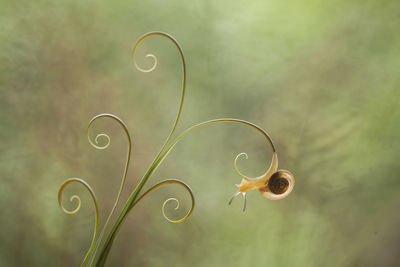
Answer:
[86, 114, 132, 266]
[58, 178, 99, 267]
[93, 32, 187, 265]
[94, 118, 275, 266]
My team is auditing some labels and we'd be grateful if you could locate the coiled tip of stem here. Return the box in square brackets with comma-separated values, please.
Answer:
[89, 133, 111, 150]
[234, 152, 249, 179]
[133, 54, 158, 73]
[162, 198, 182, 223]
[132, 179, 195, 224]
[59, 195, 81, 214]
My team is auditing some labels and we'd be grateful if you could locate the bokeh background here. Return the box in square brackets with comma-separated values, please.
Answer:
[1, 0, 399, 266]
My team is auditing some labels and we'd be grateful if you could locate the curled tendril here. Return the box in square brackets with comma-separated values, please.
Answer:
[234, 152, 249, 179]
[162, 198, 180, 218]
[86, 113, 132, 207]
[91, 133, 110, 150]
[86, 113, 133, 263]
[132, 32, 186, 159]
[87, 114, 129, 150]
[154, 119, 277, 181]
[60, 195, 81, 214]
[58, 178, 99, 265]
[133, 54, 157, 73]
[130, 179, 195, 223]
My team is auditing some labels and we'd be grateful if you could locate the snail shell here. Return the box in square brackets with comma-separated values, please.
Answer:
[259, 170, 295, 200]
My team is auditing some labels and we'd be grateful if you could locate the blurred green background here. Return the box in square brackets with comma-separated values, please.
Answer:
[1, 0, 399, 266]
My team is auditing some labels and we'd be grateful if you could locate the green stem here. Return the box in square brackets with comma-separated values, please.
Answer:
[132, 31, 187, 161]
[94, 169, 155, 266]
[58, 178, 99, 267]
[94, 118, 275, 266]
[86, 114, 132, 266]
[93, 31, 187, 266]
[95, 179, 194, 267]
[155, 118, 276, 170]
[94, 137, 171, 266]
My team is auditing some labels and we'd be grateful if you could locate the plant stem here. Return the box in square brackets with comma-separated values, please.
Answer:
[94, 152, 163, 266]
[93, 118, 275, 266]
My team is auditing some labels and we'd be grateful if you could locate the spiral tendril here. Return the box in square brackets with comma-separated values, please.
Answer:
[86, 114, 132, 207]
[153, 119, 277, 182]
[85, 113, 133, 264]
[234, 152, 249, 179]
[58, 178, 99, 265]
[132, 32, 186, 162]
[90, 133, 110, 150]
[162, 198, 180, 221]
[61, 195, 81, 214]
[130, 179, 195, 223]
[134, 54, 158, 73]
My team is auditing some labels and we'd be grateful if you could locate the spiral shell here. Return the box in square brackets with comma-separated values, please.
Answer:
[259, 170, 295, 200]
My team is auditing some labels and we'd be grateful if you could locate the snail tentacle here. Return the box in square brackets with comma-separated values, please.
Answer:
[228, 190, 241, 206]
[242, 193, 247, 212]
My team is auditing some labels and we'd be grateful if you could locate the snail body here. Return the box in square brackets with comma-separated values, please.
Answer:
[236, 152, 278, 193]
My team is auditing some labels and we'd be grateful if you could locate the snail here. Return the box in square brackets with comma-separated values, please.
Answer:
[229, 150, 295, 212]
[160, 118, 295, 212]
